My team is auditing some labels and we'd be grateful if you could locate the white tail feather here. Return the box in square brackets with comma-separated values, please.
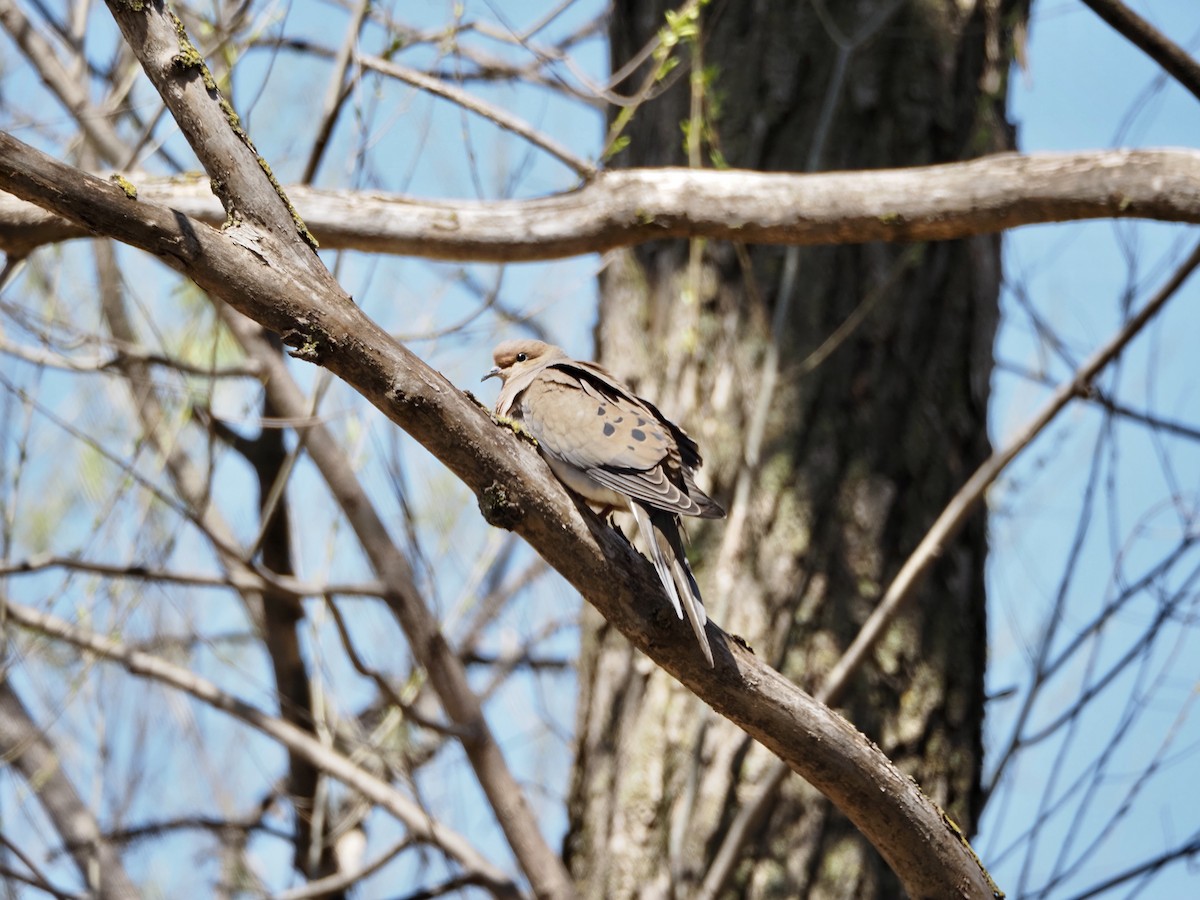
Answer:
[633, 503, 716, 667]
[632, 503, 684, 619]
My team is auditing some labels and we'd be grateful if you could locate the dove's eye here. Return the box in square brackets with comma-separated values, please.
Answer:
[515, 352, 528, 362]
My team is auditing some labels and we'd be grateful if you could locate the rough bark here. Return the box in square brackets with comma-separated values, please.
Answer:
[567, 2, 1026, 898]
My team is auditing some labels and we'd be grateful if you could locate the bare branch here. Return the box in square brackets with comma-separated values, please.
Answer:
[357, 52, 597, 178]
[0, 678, 140, 899]
[0, 832, 83, 900]
[2, 150, 1199, 260]
[215, 308, 577, 895]
[272, 835, 412, 900]
[0, 862, 84, 900]
[820, 236, 1200, 707]
[996, 358, 1200, 442]
[45, 0, 574, 886]
[1069, 832, 1200, 900]
[1081, 0, 1200, 104]
[2, 595, 519, 897]
[0, 553, 385, 597]
[0, 331, 262, 377]
[0, 0, 129, 164]
[302, 0, 372, 184]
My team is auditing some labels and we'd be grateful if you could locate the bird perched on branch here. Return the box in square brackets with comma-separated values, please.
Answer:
[483, 340, 725, 666]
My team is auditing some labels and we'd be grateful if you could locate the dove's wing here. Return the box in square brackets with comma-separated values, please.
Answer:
[518, 363, 721, 518]
[486, 340, 722, 666]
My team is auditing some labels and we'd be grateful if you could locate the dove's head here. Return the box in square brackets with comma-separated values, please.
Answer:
[482, 340, 567, 383]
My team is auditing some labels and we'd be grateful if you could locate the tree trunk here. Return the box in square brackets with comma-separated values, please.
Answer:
[566, 1, 1027, 897]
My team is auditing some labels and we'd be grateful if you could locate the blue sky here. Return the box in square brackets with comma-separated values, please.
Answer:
[3, 0, 1199, 897]
[985, 3, 1200, 896]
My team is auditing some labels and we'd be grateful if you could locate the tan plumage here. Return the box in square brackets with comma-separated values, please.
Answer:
[483, 339, 724, 666]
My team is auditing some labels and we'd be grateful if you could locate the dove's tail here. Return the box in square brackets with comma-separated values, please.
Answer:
[656, 512, 715, 668]
[633, 504, 715, 667]
[632, 504, 684, 618]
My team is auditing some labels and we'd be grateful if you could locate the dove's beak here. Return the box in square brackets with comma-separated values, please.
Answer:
[481, 366, 501, 383]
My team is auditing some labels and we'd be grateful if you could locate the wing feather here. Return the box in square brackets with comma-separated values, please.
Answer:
[515, 360, 723, 518]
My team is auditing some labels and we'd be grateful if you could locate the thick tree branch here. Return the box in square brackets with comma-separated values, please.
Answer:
[1, 149, 1198, 260]
[0, 130, 1000, 899]
[98, 0, 311, 250]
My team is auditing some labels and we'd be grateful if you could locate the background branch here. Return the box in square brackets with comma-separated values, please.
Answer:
[0, 679, 140, 900]
[1081, 0, 1200, 103]
[3, 596, 518, 897]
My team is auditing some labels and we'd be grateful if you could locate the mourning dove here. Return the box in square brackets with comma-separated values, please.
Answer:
[483, 340, 724, 666]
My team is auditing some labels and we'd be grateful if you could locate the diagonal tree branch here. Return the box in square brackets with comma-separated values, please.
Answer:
[0, 0, 129, 165]
[2, 149, 1198, 260]
[301, 0, 372, 185]
[819, 236, 1200, 709]
[357, 52, 596, 178]
[697, 237, 1200, 899]
[0, 126, 1001, 900]
[1081, 0, 1200, 104]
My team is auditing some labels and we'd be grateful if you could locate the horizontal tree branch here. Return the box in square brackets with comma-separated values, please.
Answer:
[0, 128, 999, 900]
[1, 149, 1198, 261]
[0, 553, 385, 598]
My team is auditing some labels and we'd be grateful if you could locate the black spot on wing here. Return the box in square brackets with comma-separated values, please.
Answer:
[631, 428, 646, 441]
[603, 423, 615, 436]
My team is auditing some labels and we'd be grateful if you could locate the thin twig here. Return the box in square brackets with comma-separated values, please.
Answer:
[0, 832, 86, 900]
[357, 51, 596, 178]
[271, 835, 414, 900]
[819, 236, 1200, 707]
[0, 333, 261, 378]
[996, 358, 1200, 442]
[324, 596, 469, 738]
[3, 596, 520, 896]
[0, 553, 385, 597]
[302, 0, 372, 184]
